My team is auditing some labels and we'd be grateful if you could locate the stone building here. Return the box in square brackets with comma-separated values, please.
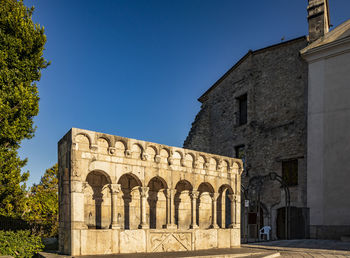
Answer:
[58, 128, 242, 255]
[184, 0, 331, 240]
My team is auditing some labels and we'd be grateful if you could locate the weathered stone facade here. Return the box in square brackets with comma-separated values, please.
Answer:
[58, 128, 242, 255]
[184, 0, 334, 240]
[184, 37, 309, 240]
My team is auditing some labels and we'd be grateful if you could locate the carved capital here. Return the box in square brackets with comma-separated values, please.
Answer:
[167, 156, 173, 165]
[194, 160, 200, 169]
[228, 194, 239, 202]
[90, 144, 98, 152]
[108, 147, 116, 155]
[141, 152, 148, 161]
[180, 159, 186, 167]
[166, 188, 175, 198]
[228, 193, 234, 201]
[204, 162, 210, 169]
[139, 186, 149, 198]
[165, 189, 170, 198]
[211, 192, 219, 201]
[82, 182, 88, 191]
[109, 183, 121, 194]
[191, 190, 199, 199]
[154, 155, 161, 163]
[217, 160, 223, 171]
[124, 149, 131, 158]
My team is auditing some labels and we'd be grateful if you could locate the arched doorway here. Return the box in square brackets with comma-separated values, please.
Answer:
[243, 172, 290, 241]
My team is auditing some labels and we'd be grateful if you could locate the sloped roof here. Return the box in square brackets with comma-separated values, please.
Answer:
[198, 36, 307, 103]
[301, 18, 350, 55]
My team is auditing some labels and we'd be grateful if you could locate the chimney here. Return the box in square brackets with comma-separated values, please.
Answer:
[307, 0, 330, 43]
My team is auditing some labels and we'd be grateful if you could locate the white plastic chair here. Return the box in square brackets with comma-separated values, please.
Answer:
[259, 226, 271, 241]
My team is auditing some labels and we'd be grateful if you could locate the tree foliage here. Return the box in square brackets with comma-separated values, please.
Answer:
[25, 164, 58, 237]
[0, 230, 44, 257]
[0, 148, 28, 217]
[0, 0, 49, 217]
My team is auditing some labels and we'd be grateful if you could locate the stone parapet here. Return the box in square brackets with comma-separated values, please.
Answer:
[75, 228, 240, 255]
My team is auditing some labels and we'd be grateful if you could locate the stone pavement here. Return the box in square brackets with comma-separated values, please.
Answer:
[38, 248, 280, 258]
[244, 239, 350, 257]
[38, 239, 350, 258]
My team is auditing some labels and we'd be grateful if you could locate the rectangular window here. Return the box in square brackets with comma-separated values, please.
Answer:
[282, 159, 298, 186]
[238, 94, 247, 125]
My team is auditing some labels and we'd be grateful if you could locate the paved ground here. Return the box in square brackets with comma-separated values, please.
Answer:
[38, 239, 350, 258]
[244, 239, 350, 257]
[39, 248, 279, 258]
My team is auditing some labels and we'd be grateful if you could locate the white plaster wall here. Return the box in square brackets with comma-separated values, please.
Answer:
[306, 39, 350, 227]
[307, 60, 325, 226]
[323, 51, 350, 225]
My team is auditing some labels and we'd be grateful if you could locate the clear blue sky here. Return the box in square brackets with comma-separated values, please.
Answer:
[19, 0, 350, 185]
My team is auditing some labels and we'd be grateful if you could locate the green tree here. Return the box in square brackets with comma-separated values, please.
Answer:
[0, 0, 49, 217]
[25, 164, 58, 237]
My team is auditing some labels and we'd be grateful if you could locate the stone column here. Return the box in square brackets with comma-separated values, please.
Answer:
[70, 178, 87, 256]
[190, 190, 199, 229]
[228, 194, 238, 228]
[166, 188, 177, 229]
[70, 179, 86, 230]
[210, 193, 219, 228]
[139, 186, 149, 229]
[109, 183, 121, 229]
[93, 193, 103, 229]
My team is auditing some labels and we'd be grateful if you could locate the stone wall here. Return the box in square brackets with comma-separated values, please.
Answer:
[75, 228, 240, 255]
[58, 128, 242, 255]
[184, 37, 309, 239]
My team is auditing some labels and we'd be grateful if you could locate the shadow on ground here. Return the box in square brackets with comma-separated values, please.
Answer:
[246, 239, 350, 251]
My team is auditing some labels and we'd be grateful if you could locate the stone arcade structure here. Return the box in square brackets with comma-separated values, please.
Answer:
[58, 128, 243, 256]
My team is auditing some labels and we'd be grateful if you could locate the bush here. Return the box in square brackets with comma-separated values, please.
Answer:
[0, 230, 44, 257]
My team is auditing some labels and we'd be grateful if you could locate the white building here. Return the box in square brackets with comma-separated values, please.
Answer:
[301, 18, 350, 239]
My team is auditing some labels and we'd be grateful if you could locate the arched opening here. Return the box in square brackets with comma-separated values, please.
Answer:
[175, 180, 193, 229]
[117, 173, 142, 229]
[197, 182, 214, 228]
[147, 177, 168, 229]
[84, 170, 111, 229]
[218, 185, 233, 228]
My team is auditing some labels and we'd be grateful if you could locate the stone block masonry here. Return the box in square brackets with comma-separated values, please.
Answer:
[184, 37, 309, 240]
[58, 128, 243, 255]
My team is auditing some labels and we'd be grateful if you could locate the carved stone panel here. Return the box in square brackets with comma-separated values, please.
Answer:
[120, 230, 146, 253]
[149, 232, 192, 252]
